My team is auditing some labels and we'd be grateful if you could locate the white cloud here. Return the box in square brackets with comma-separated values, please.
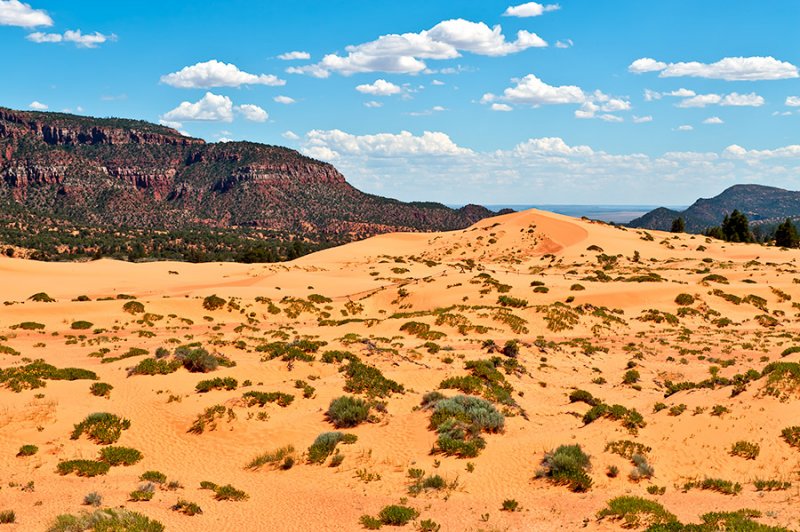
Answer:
[355, 79, 402, 96]
[0, 0, 51, 27]
[288, 18, 546, 77]
[677, 93, 721, 108]
[431, 79, 445, 86]
[27, 29, 116, 48]
[629, 56, 798, 81]
[482, 74, 585, 106]
[643, 89, 662, 102]
[703, 116, 724, 124]
[786, 96, 800, 107]
[491, 103, 513, 112]
[720, 92, 764, 106]
[555, 39, 573, 48]
[162, 92, 234, 122]
[235, 104, 268, 122]
[671, 91, 763, 108]
[676, 125, 693, 131]
[503, 2, 560, 17]
[303, 129, 473, 160]
[364, 101, 383, 108]
[282, 130, 300, 140]
[723, 144, 800, 159]
[273, 95, 296, 105]
[161, 60, 285, 88]
[28, 100, 47, 110]
[633, 115, 653, 123]
[158, 119, 183, 130]
[277, 51, 310, 60]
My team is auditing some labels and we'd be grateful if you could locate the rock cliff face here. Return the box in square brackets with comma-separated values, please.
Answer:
[0, 107, 493, 238]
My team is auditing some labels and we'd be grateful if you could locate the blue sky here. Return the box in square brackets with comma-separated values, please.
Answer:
[3, 0, 800, 205]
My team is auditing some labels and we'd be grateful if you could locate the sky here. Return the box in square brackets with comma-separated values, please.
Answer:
[2, 0, 800, 205]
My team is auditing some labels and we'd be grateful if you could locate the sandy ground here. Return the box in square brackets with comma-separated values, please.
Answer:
[0, 209, 798, 531]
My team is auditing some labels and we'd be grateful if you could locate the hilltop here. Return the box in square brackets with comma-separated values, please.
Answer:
[628, 184, 800, 233]
[0, 209, 798, 530]
[0, 106, 493, 261]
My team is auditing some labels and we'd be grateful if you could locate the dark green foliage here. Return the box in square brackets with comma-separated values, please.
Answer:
[683, 477, 742, 495]
[17, 444, 38, 456]
[175, 346, 220, 373]
[90, 382, 113, 398]
[754, 479, 791, 491]
[128, 358, 182, 376]
[327, 396, 371, 428]
[211, 484, 248, 501]
[188, 404, 235, 434]
[242, 390, 294, 407]
[0, 511, 13, 524]
[670, 217, 685, 233]
[730, 441, 759, 460]
[597, 496, 677, 528]
[761, 361, 800, 399]
[497, 295, 527, 308]
[28, 292, 55, 302]
[172, 500, 203, 516]
[674, 293, 694, 305]
[321, 350, 357, 364]
[10, 321, 45, 330]
[71, 413, 131, 444]
[439, 358, 515, 405]
[705, 210, 753, 243]
[71, 321, 94, 330]
[537, 444, 592, 492]
[99, 446, 143, 466]
[57, 460, 110, 477]
[501, 499, 520, 512]
[377, 505, 419, 526]
[202, 295, 226, 310]
[47, 508, 164, 531]
[101, 347, 149, 364]
[424, 394, 504, 458]
[622, 369, 640, 385]
[359, 515, 383, 529]
[781, 426, 800, 449]
[781, 346, 800, 357]
[195, 377, 237, 393]
[583, 403, 645, 434]
[342, 359, 404, 397]
[140, 471, 167, 484]
[307, 432, 357, 464]
[400, 321, 445, 340]
[122, 301, 145, 315]
[256, 339, 325, 362]
[774, 218, 799, 248]
[569, 389, 600, 406]
[0, 360, 97, 392]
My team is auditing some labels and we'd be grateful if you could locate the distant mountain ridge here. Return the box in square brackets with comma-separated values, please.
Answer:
[0, 107, 492, 242]
[627, 184, 800, 232]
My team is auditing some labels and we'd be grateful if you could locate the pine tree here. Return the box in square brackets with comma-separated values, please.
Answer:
[774, 218, 799, 248]
[670, 217, 685, 233]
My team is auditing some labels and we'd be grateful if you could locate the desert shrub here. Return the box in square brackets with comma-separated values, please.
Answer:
[101, 347, 149, 364]
[702, 274, 728, 284]
[754, 479, 792, 491]
[497, 295, 527, 308]
[188, 405, 235, 434]
[570, 284, 585, 291]
[425, 394, 504, 458]
[128, 358, 182, 376]
[29, 292, 55, 302]
[242, 390, 294, 407]
[730, 441, 760, 460]
[71, 321, 94, 330]
[129, 483, 155, 502]
[439, 358, 516, 405]
[781, 346, 800, 357]
[683, 477, 742, 495]
[307, 432, 357, 464]
[761, 361, 800, 400]
[48, 508, 164, 531]
[17, 444, 38, 456]
[202, 295, 226, 311]
[295, 379, 316, 398]
[501, 499, 520, 512]
[674, 293, 695, 305]
[0, 360, 97, 392]
[99, 446, 142, 466]
[195, 377, 237, 393]
[172, 500, 202, 516]
[327, 396, 371, 428]
[321, 350, 357, 364]
[536, 444, 592, 492]
[583, 403, 645, 434]
[342, 359, 404, 397]
[0, 511, 13, 524]
[83, 492, 102, 507]
[122, 301, 145, 315]
[606, 465, 619, 478]
[710, 404, 730, 416]
[140, 471, 167, 484]
[90, 382, 113, 398]
[57, 460, 110, 477]
[175, 347, 219, 373]
[246, 445, 295, 470]
[622, 369, 640, 385]
[400, 321, 445, 341]
[597, 496, 677, 528]
[71, 413, 131, 444]
[569, 389, 600, 406]
[781, 426, 800, 449]
[308, 294, 332, 304]
[359, 515, 382, 529]
[212, 484, 248, 501]
[605, 440, 651, 460]
[629, 454, 654, 481]
[11, 321, 45, 330]
[378, 505, 418, 526]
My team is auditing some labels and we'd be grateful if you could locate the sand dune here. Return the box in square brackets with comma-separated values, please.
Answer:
[0, 209, 798, 531]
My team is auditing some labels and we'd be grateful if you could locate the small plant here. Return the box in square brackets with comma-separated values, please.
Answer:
[622, 369, 640, 385]
[730, 441, 760, 460]
[188, 404, 235, 434]
[501, 499, 520, 512]
[378, 505, 419, 526]
[99, 446, 143, 466]
[423, 394, 504, 458]
[683, 477, 742, 495]
[536, 444, 592, 492]
[0, 511, 14, 524]
[359, 515, 383, 529]
[48, 508, 164, 531]
[71, 321, 94, 330]
[327, 395, 371, 428]
[172, 500, 203, 516]
[129, 483, 155, 502]
[122, 301, 145, 314]
[17, 444, 38, 457]
[57, 459, 110, 477]
[497, 295, 527, 308]
[202, 295, 226, 311]
[140, 471, 167, 484]
[29, 292, 55, 302]
[782, 426, 800, 449]
[606, 465, 619, 478]
[213, 484, 249, 501]
[71, 412, 131, 444]
[646, 485, 666, 495]
[307, 432, 357, 464]
[90, 382, 113, 398]
[597, 496, 677, 528]
[674, 293, 695, 305]
[195, 377, 237, 393]
[629, 454, 654, 481]
[83, 492, 102, 507]
[246, 445, 296, 470]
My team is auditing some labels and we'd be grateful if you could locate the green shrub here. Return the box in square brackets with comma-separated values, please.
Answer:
[175, 347, 219, 373]
[359, 515, 383, 529]
[597, 496, 677, 528]
[0, 511, 14, 524]
[781, 346, 800, 357]
[210, 484, 248, 501]
[425, 394, 504, 458]
[90, 382, 113, 398]
[780, 426, 800, 449]
[683, 477, 742, 495]
[497, 295, 527, 308]
[378, 505, 418, 526]
[307, 432, 357, 464]
[140, 471, 167, 484]
[501, 499, 520, 512]
[583, 403, 645, 434]
[674, 293, 695, 305]
[622, 369, 640, 385]
[71, 321, 94, 330]
[188, 405, 235, 434]
[439, 358, 516, 405]
[536, 444, 592, 492]
[17, 444, 38, 457]
[48, 508, 164, 532]
[605, 440, 651, 460]
[83, 492, 102, 507]
[129, 483, 155, 502]
[11, 321, 45, 330]
[327, 396, 371, 428]
[754, 479, 791, 491]
[99, 446, 143, 466]
[128, 358, 182, 376]
[730, 441, 760, 460]
[29, 292, 55, 302]
[0, 360, 97, 392]
[57, 460, 110, 477]
[202, 295, 226, 311]
[342, 359, 404, 397]
[71, 413, 131, 444]
[122, 301, 145, 314]
[172, 500, 202, 516]
[569, 389, 600, 406]
[246, 445, 295, 470]
[242, 390, 294, 407]
[195, 377, 237, 393]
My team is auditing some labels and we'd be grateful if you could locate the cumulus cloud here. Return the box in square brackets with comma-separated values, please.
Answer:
[491, 103, 513, 112]
[0, 0, 51, 27]
[158, 119, 183, 130]
[633, 115, 653, 123]
[555, 39, 573, 48]
[27, 29, 116, 48]
[703, 116, 724, 124]
[161, 60, 285, 88]
[28, 100, 47, 110]
[675, 91, 764, 108]
[629, 56, 798, 81]
[503, 2, 560, 17]
[282, 130, 300, 140]
[355, 79, 403, 96]
[676, 125, 693, 131]
[235, 103, 268, 122]
[273, 95, 296, 104]
[303, 129, 473, 160]
[162, 92, 234, 122]
[277, 51, 310, 60]
[786, 96, 800, 107]
[287, 18, 546, 77]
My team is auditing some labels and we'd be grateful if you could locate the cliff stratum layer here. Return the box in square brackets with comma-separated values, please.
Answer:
[0, 107, 491, 239]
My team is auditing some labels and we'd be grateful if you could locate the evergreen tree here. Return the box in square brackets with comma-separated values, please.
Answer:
[720, 210, 752, 243]
[775, 218, 799, 248]
[670, 217, 685, 233]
